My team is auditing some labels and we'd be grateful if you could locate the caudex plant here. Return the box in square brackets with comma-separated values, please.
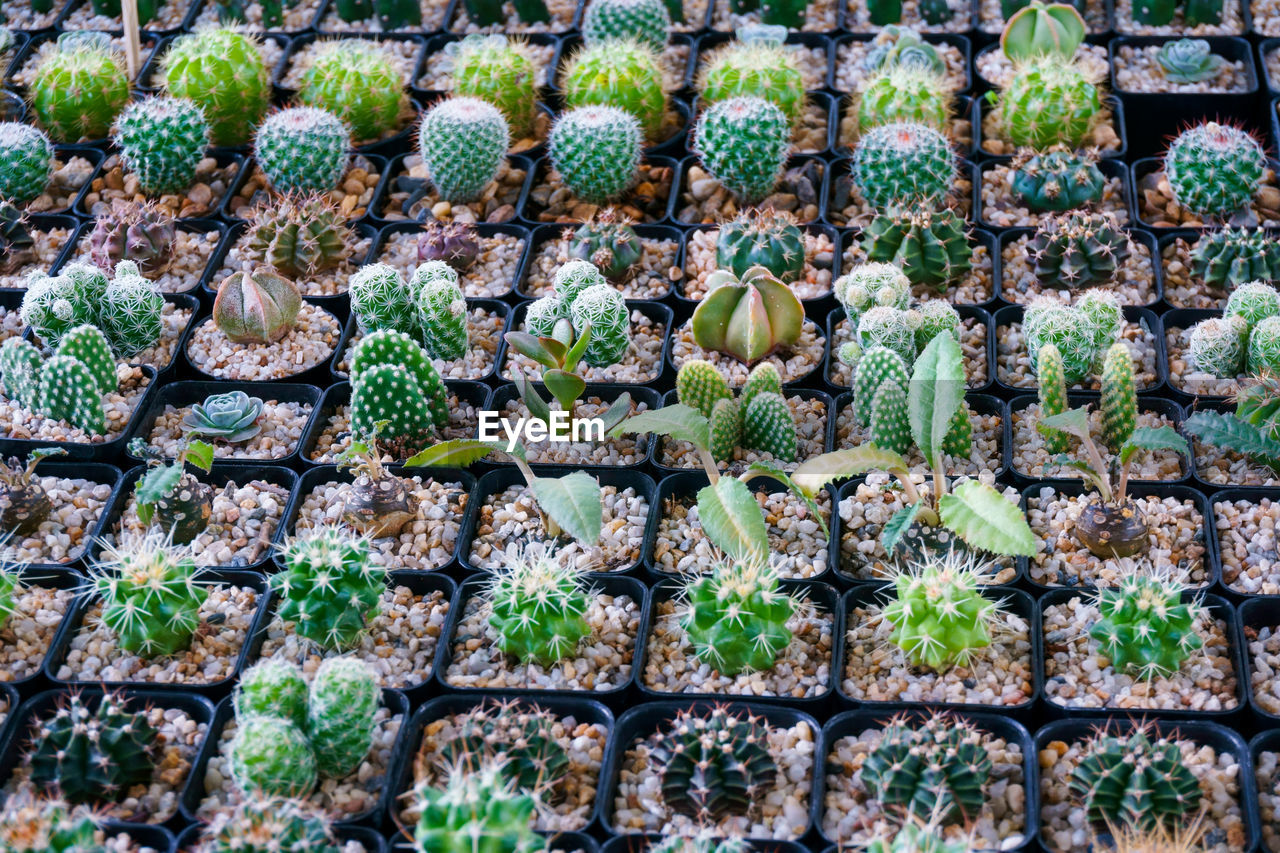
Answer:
[0, 447, 66, 536]
[334, 424, 421, 538]
[128, 435, 214, 545]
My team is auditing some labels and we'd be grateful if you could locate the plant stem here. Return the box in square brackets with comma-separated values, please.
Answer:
[1079, 432, 1113, 504]
[697, 446, 721, 485]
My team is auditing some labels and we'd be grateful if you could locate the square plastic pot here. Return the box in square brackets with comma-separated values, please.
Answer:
[1, 31, 31, 81]
[992, 224, 1159, 309]
[0, 566, 85, 691]
[372, 221, 532, 300]
[74, 150, 249, 221]
[673, 222, 837, 308]
[0, 213, 80, 284]
[668, 298, 827, 388]
[521, 222, 684, 302]
[973, 94, 1128, 161]
[603, 839, 803, 853]
[442, 0, 583, 33]
[29, 146, 106, 218]
[1184, 404, 1280, 491]
[485, 384, 664, 468]
[56, 218, 229, 296]
[1215, 491, 1280, 599]
[828, 32, 973, 94]
[827, 187, 988, 276]
[672, 154, 826, 226]
[370, 152, 535, 227]
[1, 459, 124, 572]
[1131, 156, 1280, 231]
[1237, 581, 1280, 720]
[1161, 306, 1239, 405]
[522, 154, 679, 225]
[179, 299, 347, 387]
[973, 158, 1133, 235]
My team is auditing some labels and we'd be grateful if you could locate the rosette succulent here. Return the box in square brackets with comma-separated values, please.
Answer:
[181, 391, 265, 443]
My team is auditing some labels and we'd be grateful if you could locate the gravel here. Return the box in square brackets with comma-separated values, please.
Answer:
[1010, 403, 1185, 481]
[377, 229, 525, 298]
[976, 44, 1109, 87]
[980, 105, 1122, 158]
[21, 156, 96, 216]
[72, 230, 220, 295]
[0, 365, 151, 444]
[1166, 322, 1241, 397]
[1114, 44, 1250, 92]
[1248, 623, 1280, 715]
[185, 303, 340, 381]
[3, 476, 113, 565]
[145, 400, 312, 461]
[379, 156, 527, 224]
[712, 0, 837, 29]
[528, 234, 679, 301]
[844, 0, 970, 29]
[0, 226, 73, 288]
[82, 154, 240, 220]
[1114, 0, 1245, 33]
[337, 307, 502, 381]
[980, 162, 1128, 229]
[1195, 436, 1280, 487]
[663, 393, 828, 475]
[836, 401, 1002, 479]
[188, 0, 322, 28]
[0, 583, 75, 683]
[1255, 748, 1280, 852]
[1216, 496, 1280, 593]
[1162, 238, 1227, 309]
[673, 318, 825, 387]
[228, 161, 382, 223]
[503, 311, 665, 384]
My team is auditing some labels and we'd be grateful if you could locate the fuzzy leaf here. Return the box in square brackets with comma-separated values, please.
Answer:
[908, 333, 966, 467]
[405, 438, 510, 467]
[697, 476, 770, 563]
[504, 331, 556, 368]
[1184, 410, 1280, 471]
[1039, 406, 1092, 442]
[741, 461, 829, 537]
[881, 501, 922, 557]
[792, 446, 911, 498]
[530, 471, 602, 544]
[28, 447, 66, 464]
[937, 479, 1036, 557]
[1118, 425, 1188, 469]
[609, 404, 710, 453]
[184, 439, 214, 473]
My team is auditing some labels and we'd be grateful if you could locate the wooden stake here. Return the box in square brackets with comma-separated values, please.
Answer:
[121, 0, 141, 80]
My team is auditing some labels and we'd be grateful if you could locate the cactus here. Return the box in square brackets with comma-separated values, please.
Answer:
[412, 261, 469, 361]
[835, 262, 912, 327]
[942, 404, 972, 457]
[552, 257, 606, 307]
[1184, 0, 1224, 26]
[297, 40, 407, 143]
[716, 209, 805, 283]
[307, 657, 379, 778]
[919, 0, 954, 22]
[39, 352, 108, 434]
[0, 450, 66, 539]
[680, 558, 796, 674]
[1070, 727, 1200, 831]
[161, 29, 271, 147]
[92, 532, 207, 657]
[1225, 281, 1280, 331]
[452, 36, 539, 140]
[708, 397, 743, 462]
[273, 526, 387, 650]
[694, 96, 791, 205]
[212, 268, 302, 344]
[419, 220, 481, 272]
[568, 211, 642, 282]
[1099, 342, 1136, 452]
[1249, 316, 1280, 376]
[28, 691, 157, 804]
[204, 797, 342, 853]
[181, 390, 266, 442]
[1023, 291, 1123, 383]
[245, 194, 353, 280]
[30, 43, 129, 142]
[418, 97, 509, 205]
[1000, 0, 1086, 62]
[863, 26, 945, 75]
[0, 122, 54, 204]
[1028, 212, 1132, 290]
[1090, 573, 1204, 679]
[1157, 38, 1226, 83]
[691, 266, 804, 366]
[20, 271, 94, 351]
[1132, 0, 1175, 22]
[350, 328, 449, 435]
[0, 204, 34, 274]
[1190, 228, 1280, 292]
[883, 551, 1001, 670]
[995, 57, 1103, 150]
[235, 659, 310, 730]
[1037, 343, 1070, 453]
[230, 714, 317, 798]
[870, 379, 912, 454]
[563, 40, 666, 141]
[0, 791, 107, 853]
[1164, 122, 1265, 220]
[568, 282, 631, 367]
[742, 390, 797, 460]
[860, 713, 992, 824]
[349, 262, 418, 338]
[0, 565, 18, 630]
[432, 701, 569, 795]
[857, 66, 951, 131]
[698, 42, 805, 126]
[853, 346, 909, 428]
[549, 106, 642, 205]
[856, 305, 917, 368]
[740, 360, 783, 409]
[0, 337, 44, 410]
[913, 299, 961, 353]
[102, 262, 165, 358]
[862, 207, 972, 291]
[254, 107, 349, 196]
[486, 551, 592, 666]
[677, 359, 733, 419]
[87, 199, 176, 277]
[1010, 147, 1106, 213]
[866, 822, 972, 853]
[582, 0, 670, 49]
[112, 96, 208, 197]
[412, 764, 544, 853]
[853, 121, 955, 209]
[653, 707, 778, 821]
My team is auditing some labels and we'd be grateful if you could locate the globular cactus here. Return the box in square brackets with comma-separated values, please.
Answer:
[1028, 211, 1132, 290]
[432, 700, 569, 795]
[350, 329, 449, 437]
[853, 346, 909, 428]
[486, 551, 592, 666]
[1224, 281, 1280, 331]
[235, 659, 310, 730]
[835, 262, 911, 328]
[676, 359, 733, 419]
[695, 96, 791, 206]
[568, 211, 642, 282]
[857, 305, 917, 368]
[254, 107, 349, 196]
[524, 294, 563, 339]
[740, 360, 783, 410]
[0, 791, 106, 853]
[28, 691, 156, 804]
[112, 96, 208, 197]
[87, 199, 176, 277]
[161, 29, 271, 147]
[307, 656, 380, 778]
[452, 36, 539, 141]
[914, 299, 961, 352]
[1249, 316, 1280, 376]
[857, 66, 951, 131]
[230, 714, 317, 798]
[681, 558, 797, 674]
[204, 797, 342, 853]
[411, 261, 469, 361]
[999, 0, 1086, 61]
[1184, 0, 1224, 25]
[1132, 0, 1176, 23]
[568, 282, 631, 367]
[20, 268, 98, 351]
[716, 208, 805, 283]
[582, 0, 670, 50]
[1069, 727, 1200, 831]
[563, 40, 666, 141]
[743, 390, 797, 461]
[652, 707, 778, 821]
[0, 122, 55, 204]
[1010, 147, 1106, 213]
[853, 121, 955, 209]
[1157, 38, 1226, 84]
[691, 266, 804, 366]
[418, 97, 509, 205]
[1090, 574, 1204, 679]
[412, 763, 543, 853]
[882, 551, 1001, 670]
[245, 194, 353, 280]
[349, 262, 418, 337]
[272, 526, 387, 650]
[1037, 343, 1070, 453]
[92, 532, 207, 657]
[1023, 290, 1123, 383]
[212, 268, 302, 344]
[419, 220, 481, 272]
[30, 43, 129, 142]
[1190, 228, 1280, 292]
[549, 106, 642, 205]
[995, 58, 1103, 150]
[862, 207, 972, 291]
[552, 257, 606, 307]
[102, 261, 165, 358]
[1164, 122, 1265, 221]
[698, 42, 806, 126]
[297, 40, 407, 143]
[860, 713, 992, 824]
[1099, 342, 1136, 452]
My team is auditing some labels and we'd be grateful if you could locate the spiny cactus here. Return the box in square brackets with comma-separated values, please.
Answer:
[92, 532, 207, 657]
[0, 791, 107, 853]
[677, 359, 734, 419]
[1037, 343, 1070, 453]
[582, 0, 670, 49]
[272, 526, 387, 650]
[28, 691, 156, 804]
[0, 122, 54, 204]
[452, 36, 539, 140]
[653, 707, 778, 821]
[0, 337, 43, 410]
[432, 701, 570, 796]
[230, 713, 318, 798]
[1023, 290, 1123, 384]
[419, 97, 509, 205]
[1099, 342, 1136, 452]
[862, 207, 972, 291]
[161, 28, 270, 147]
[1089, 573, 1204, 679]
[1028, 211, 1132, 290]
[1157, 38, 1226, 84]
[743, 390, 797, 460]
[853, 121, 955, 209]
[350, 329, 449, 438]
[212, 268, 302, 345]
[87, 199, 176, 277]
[860, 713, 993, 824]
[36, 356, 100, 429]
[857, 65, 951, 131]
[1249, 315, 1280, 376]
[1069, 727, 1201, 831]
[350, 263, 418, 343]
[254, 107, 349, 196]
[235, 658, 310, 730]
[1225, 281, 1280, 331]
[411, 261, 469, 361]
[716, 208, 805, 283]
[866, 822, 973, 853]
[835, 262, 911, 328]
[297, 40, 407, 143]
[307, 656, 380, 778]
[1011, 147, 1106, 213]
[568, 211, 642, 282]
[857, 305, 917, 368]
[1190, 228, 1280, 292]
[412, 763, 544, 853]
[112, 96, 208, 197]
[244, 194, 353, 280]
[995, 57, 1103, 150]
[486, 551, 592, 666]
[1164, 122, 1265, 220]
[681, 558, 797, 675]
[102, 262, 165, 358]
[563, 40, 666, 141]
[569, 282, 631, 367]
[549, 106, 642, 205]
[30, 42, 129, 142]
[694, 96, 791, 205]
[914, 299, 961, 353]
[335, 0, 423, 26]
[882, 551, 1001, 670]
[698, 42, 805, 126]
[853, 346, 909, 430]
[690, 266, 804, 366]
[203, 797, 342, 853]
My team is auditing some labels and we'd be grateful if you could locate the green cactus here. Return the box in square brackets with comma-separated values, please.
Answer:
[1191, 229, 1280, 292]
[30, 43, 129, 142]
[1010, 147, 1106, 213]
[1225, 281, 1280, 331]
[235, 659, 310, 730]
[161, 29, 271, 147]
[857, 305, 917, 368]
[582, 0, 670, 49]
[835, 262, 911, 328]
[92, 532, 207, 657]
[1249, 316, 1280, 376]
[569, 282, 632, 368]
[486, 551, 592, 666]
[297, 40, 407, 143]
[568, 212, 643, 282]
[349, 262, 418, 337]
[676, 359, 733, 419]
[1099, 343, 1136, 453]
[549, 106, 642, 205]
[204, 797, 342, 853]
[0, 337, 43, 410]
[853, 346, 910, 428]
[350, 329, 449, 435]
[0, 122, 54, 204]
[868, 0, 903, 24]
[1132, 0, 1176, 22]
[102, 261, 165, 358]
[857, 66, 951, 131]
[1184, 0, 1224, 25]
[1164, 122, 1265, 220]
[112, 96, 208, 197]
[1089, 573, 1204, 679]
[55, 324, 115, 395]
[716, 208, 805, 283]
[412, 764, 544, 853]
[742, 390, 797, 461]
[883, 551, 1000, 670]
[1188, 316, 1247, 379]
[38, 354, 108, 434]
[652, 707, 778, 821]
[429, 701, 570, 799]
[452, 36, 539, 141]
[563, 40, 666, 141]
[694, 96, 791, 205]
[230, 714, 318, 798]
[244, 194, 352, 280]
[913, 299, 961, 353]
[995, 57, 1103, 150]
[254, 107, 349, 196]
[866, 822, 972, 853]
[272, 527, 387, 650]
[1069, 727, 1201, 831]
[870, 380, 912, 455]
[418, 97, 509, 204]
[28, 691, 156, 804]
[690, 266, 804, 366]
[740, 360, 783, 409]
[680, 559, 796, 674]
[1157, 38, 1226, 84]
[698, 42, 805, 126]
[0, 565, 17, 631]
[863, 26, 945, 75]
[999, 0, 1086, 61]
[853, 121, 956, 209]
[0, 792, 107, 853]
[709, 397, 743, 462]
[1029, 212, 1132, 290]
[860, 712, 993, 824]
[941, 403, 972, 457]
[862, 207, 972, 291]
[1037, 343, 1070, 453]
[411, 261, 469, 361]
[1023, 291, 1122, 384]
[307, 656, 380, 778]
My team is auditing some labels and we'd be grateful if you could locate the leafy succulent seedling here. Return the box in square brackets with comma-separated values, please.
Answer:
[504, 319, 632, 429]
[1185, 376, 1280, 476]
[129, 436, 214, 529]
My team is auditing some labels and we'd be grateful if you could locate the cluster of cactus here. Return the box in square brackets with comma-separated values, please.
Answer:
[549, 106, 642, 205]
[882, 551, 1000, 670]
[694, 96, 791, 205]
[1010, 147, 1105, 213]
[652, 707, 778, 821]
[994, 57, 1103, 150]
[860, 713, 992, 824]
[272, 526, 387, 650]
[349, 260, 469, 361]
[334, 0, 422, 27]
[1187, 282, 1280, 377]
[520, 259, 631, 369]
[1132, 0, 1223, 27]
[1069, 727, 1201, 831]
[678, 360, 798, 461]
[858, 66, 951, 131]
[1190, 228, 1280, 292]
[861, 207, 972, 291]
[431, 700, 570, 796]
[834, 261, 911, 328]
[679, 557, 798, 675]
[715, 208, 805, 283]
[485, 551, 593, 666]
[451, 36, 539, 140]
[853, 121, 955, 209]
[1157, 38, 1226, 83]
[412, 763, 544, 853]
[1090, 573, 1205, 678]
[30, 40, 130, 142]
[1023, 289, 1124, 383]
[419, 97, 510, 204]
[92, 532, 208, 657]
[111, 96, 208, 197]
[567, 211, 642, 282]
[850, 339, 970, 459]
[1028, 211, 1132, 290]
[690, 266, 804, 366]
[231, 656, 380, 796]
[862, 26, 945, 75]
[213, 268, 302, 345]
[21, 260, 163, 357]
[297, 40, 407, 143]
[1000, 0, 1086, 62]
[563, 40, 666, 141]
[698, 41, 806, 127]
[161, 28, 271, 147]
[0, 122, 54, 205]
[349, 329, 450, 444]
[254, 107, 349, 196]
[87, 199, 176, 277]
[27, 690, 156, 803]
[1164, 122, 1265, 220]
[0, 324, 118, 433]
[0, 791, 107, 852]
[245, 194, 354, 281]
[420, 220, 481, 271]
[582, 0, 670, 49]
[202, 796, 343, 853]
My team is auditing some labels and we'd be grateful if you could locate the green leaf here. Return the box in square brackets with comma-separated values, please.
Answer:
[609, 404, 710, 454]
[134, 465, 183, 521]
[937, 479, 1036, 557]
[504, 332, 556, 368]
[28, 447, 66, 464]
[1184, 410, 1280, 472]
[530, 471, 602, 544]
[543, 368, 586, 412]
[598, 393, 633, 434]
[564, 321, 592, 373]
[881, 501, 922, 557]
[405, 438, 507, 467]
[537, 335, 568, 366]
[1118, 425, 1189, 469]
[1039, 406, 1092, 442]
[184, 439, 214, 473]
[513, 371, 552, 424]
[791, 446, 911, 498]
[908, 333, 965, 467]
[697, 477, 770, 563]
[740, 461, 829, 537]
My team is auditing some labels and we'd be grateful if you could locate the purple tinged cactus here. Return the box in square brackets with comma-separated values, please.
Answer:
[212, 268, 302, 344]
[87, 200, 176, 277]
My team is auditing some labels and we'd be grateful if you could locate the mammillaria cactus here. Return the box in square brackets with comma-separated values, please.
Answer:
[1070, 727, 1200, 831]
[22, 261, 163, 358]
[568, 211, 642, 281]
[1023, 290, 1123, 383]
[860, 713, 992, 824]
[203, 797, 342, 853]
[419, 97, 510, 204]
[411, 261, 469, 361]
[236, 659, 309, 729]
[230, 714, 318, 798]
[1250, 315, 1280, 376]
[856, 305, 917, 372]
[212, 268, 302, 344]
[349, 262, 419, 337]
[161, 29, 270, 147]
[857, 66, 951, 131]
[1037, 343, 1070, 453]
[254, 107, 349, 196]
[1190, 228, 1280, 292]
[1010, 147, 1105, 213]
[862, 207, 972, 290]
[1090, 573, 1204, 679]
[1164, 122, 1265, 220]
[245, 194, 353, 280]
[87, 199, 176, 276]
[112, 96, 208, 197]
[853, 346, 909, 428]
[0, 122, 54, 204]
[835, 262, 911, 328]
[0, 205, 34, 274]
[1028, 211, 1132, 290]
[569, 283, 631, 367]
[686, 359, 798, 461]
[0, 337, 43, 410]
[1157, 38, 1225, 83]
[694, 97, 791, 206]
[853, 122, 955, 209]
[307, 657, 380, 778]
[452, 36, 539, 140]
[1225, 281, 1280, 329]
[0, 792, 107, 853]
[30, 42, 129, 142]
[882, 551, 1001, 670]
[93, 532, 207, 657]
[273, 527, 386, 649]
[297, 40, 407, 143]
[698, 42, 805, 126]
[716, 208, 805, 283]
[486, 551, 592, 666]
[412, 764, 545, 853]
[419, 220, 481, 271]
[102, 262, 165, 357]
[40, 326, 117, 433]
[349, 329, 449, 439]
[181, 390, 266, 442]
[995, 57, 1103, 150]
[676, 359, 734, 419]
[680, 558, 797, 674]
[653, 707, 778, 821]
[1000, 0, 1086, 61]
[563, 40, 666, 140]
[690, 266, 804, 366]
[28, 691, 157, 803]
[549, 106, 642, 205]
[582, 0, 670, 49]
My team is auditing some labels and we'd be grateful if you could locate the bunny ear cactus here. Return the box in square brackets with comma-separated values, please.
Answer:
[486, 550, 592, 666]
[1000, 0, 1087, 62]
[690, 266, 804, 366]
[860, 712, 993, 825]
[213, 268, 302, 344]
[411, 261, 469, 361]
[1089, 573, 1204, 679]
[1037, 343, 1071, 453]
[1069, 727, 1201, 832]
[680, 558, 797, 675]
[882, 550, 1002, 670]
[92, 532, 208, 657]
[0, 337, 43, 410]
[350, 329, 449, 440]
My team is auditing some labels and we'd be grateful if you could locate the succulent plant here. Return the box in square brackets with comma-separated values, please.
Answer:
[652, 707, 778, 821]
[130, 436, 214, 544]
[852, 345, 909, 429]
[235, 659, 309, 729]
[681, 558, 797, 674]
[1023, 290, 1124, 383]
[418, 97, 509, 204]
[549, 106, 642, 205]
[860, 712, 992, 824]
[230, 714, 318, 798]
[1070, 727, 1200, 831]
[862, 25, 945, 75]
[101, 261, 165, 358]
[430, 700, 569, 797]
[87, 199, 176, 277]
[92, 532, 208, 657]
[882, 550, 1001, 670]
[1099, 342, 1136, 452]
[418, 220, 481, 271]
[112, 96, 208, 197]
[334, 0, 422, 26]
[161, 28, 270, 147]
[861, 207, 972, 291]
[716, 208, 805, 283]
[296, 40, 407, 143]
[412, 763, 544, 853]
[0, 448, 65, 537]
[866, 822, 973, 853]
[694, 96, 791, 205]
[212, 268, 302, 344]
[273, 526, 386, 649]
[28, 691, 157, 804]
[584, 0, 670, 49]
[1225, 281, 1280, 330]
[853, 121, 955, 209]
[834, 262, 911, 327]
[307, 656, 380, 778]
[486, 550, 592, 666]
[995, 57, 1103, 150]
[254, 107, 349, 196]
[563, 40, 666, 141]
[181, 390, 266, 442]
[452, 36, 539, 140]
[30, 42, 129, 142]
[1187, 311, 1260, 377]
[1010, 147, 1105, 213]
[855, 305, 919, 370]
[857, 65, 951, 131]
[335, 427, 423, 534]
[245, 193, 354, 281]
[1190, 228, 1280, 292]
[0, 122, 54, 204]
[0, 330, 115, 434]
[349, 329, 449, 445]
[1090, 573, 1204, 679]
[676, 359, 734, 420]
[690, 266, 804, 366]
[202, 797, 342, 853]
[1184, 376, 1280, 477]
[698, 41, 805, 126]
[1157, 38, 1226, 83]
[567, 211, 642, 282]
[1000, 0, 1086, 62]
[1164, 122, 1265, 220]
[1028, 211, 1132, 290]
[411, 261, 470, 361]
[0, 791, 107, 853]
[1249, 315, 1280, 376]
[348, 262, 418, 339]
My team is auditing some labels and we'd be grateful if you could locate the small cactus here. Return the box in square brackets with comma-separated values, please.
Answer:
[161, 29, 271, 147]
[562, 40, 667, 141]
[568, 282, 631, 368]
[694, 96, 791, 206]
[1010, 147, 1106, 213]
[1164, 122, 1265, 220]
[235, 658, 310, 730]
[28, 690, 157, 804]
[1037, 343, 1070, 453]
[411, 261, 469, 361]
[203, 797, 342, 853]
[87, 199, 176, 277]
[698, 42, 806, 126]
[1224, 281, 1280, 331]
[995, 57, 1103, 150]
[1069, 726, 1200, 831]
[272, 526, 387, 650]
[92, 532, 208, 657]
[1090, 573, 1204, 679]
[419, 220, 481, 271]
[835, 262, 911, 328]
[112, 96, 208, 197]
[452, 36, 539, 140]
[742, 390, 797, 461]
[212, 268, 302, 344]
[709, 397, 742, 462]
[857, 305, 917, 368]
[680, 558, 797, 675]
[1191, 228, 1280, 292]
[870, 380, 911, 454]
[582, 0, 670, 50]
[0, 791, 107, 853]
[1023, 290, 1123, 384]
[862, 207, 972, 291]
[486, 550, 593, 666]
[853, 346, 909, 428]
[1028, 211, 1132, 290]
[0, 122, 55, 204]
[1249, 315, 1280, 376]
[853, 121, 956, 209]
[418, 97, 509, 204]
[567, 211, 642, 282]
[860, 712, 992, 824]
[230, 714, 318, 798]
[549, 106, 642, 205]
[882, 551, 1001, 671]
[307, 656, 380, 778]
[30, 42, 130, 142]
[349, 262, 419, 337]
[691, 266, 804, 366]
[652, 707, 778, 821]
[857, 65, 951, 131]
[412, 763, 543, 853]
[715, 208, 805, 283]
[350, 329, 449, 439]
[296, 40, 407, 143]
[676, 359, 733, 419]
[1099, 343, 1136, 452]
[254, 107, 350, 196]
[244, 194, 353, 280]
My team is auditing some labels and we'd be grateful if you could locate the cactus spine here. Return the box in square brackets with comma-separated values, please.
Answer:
[486, 551, 592, 666]
[680, 558, 797, 675]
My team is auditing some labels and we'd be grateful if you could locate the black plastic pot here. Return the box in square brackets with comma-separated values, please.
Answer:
[813, 708, 1039, 851]
[52, 0, 200, 34]
[55, 218, 230, 297]
[674, 222, 837, 307]
[975, 157, 1133, 235]
[1, 566, 87, 691]
[1210, 489, 1280, 599]
[828, 389, 1007, 472]
[1184, 400, 1280, 491]
[414, 32, 563, 101]
[442, 0, 583, 33]
[371, 221, 532, 300]
[828, 32, 973, 94]
[1161, 307, 1242, 403]
[11, 30, 164, 95]
[1131, 156, 1280, 230]
[523, 153, 679, 225]
[23, 145, 105, 218]
[41, 569, 271, 697]
[970, 38, 1114, 89]
[1250, 728, 1280, 841]
[1243, 598, 1280, 722]
[644, 470, 835, 584]
[0, 683, 16, 763]
[0, 459, 123, 572]
[597, 700, 823, 838]
[0, 31, 31, 82]
[838, 0, 979, 31]
[521, 222, 684, 302]
[75, 150, 249, 222]
[973, 94, 1128, 160]
[0, 213, 80, 286]
[371, 152, 536, 226]
[635, 577, 840, 706]
[179, 300, 347, 386]
[671, 153, 825, 226]
[459, 465, 658, 575]
[0, 687, 215, 829]
[829, 221, 995, 308]
[179, 688, 410, 827]
[176, 822, 385, 853]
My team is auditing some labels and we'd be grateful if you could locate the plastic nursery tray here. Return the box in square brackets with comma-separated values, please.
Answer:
[811, 708, 1038, 851]
[434, 573, 648, 700]
[520, 223, 684, 302]
[41, 569, 272, 698]
[371, 220, 533, 300]
[825, 158, 982, 228]
[73, 150, 248, 222]
[522, 153, 680, 225]
[370, 152, 536, 226]
[974, 157, 1134, 233]
[671, 153, 825, 226]
[1, 567, 85, 691]
[993, 226, 1161, 307]
[178, 688, 409, 827]
[597, 700, 823, 839]
[635, 577, 841, 707]
[1238, 595, 1280, 722]
[55, 219, 229, 297]
[973, 94, 1128, 161]
[0, 687, 215, 830]
[23, 145, 105, 218]
[667, 298, 826, 387]
[52, 0, 200, 35]
[175, 822, 385, 853]
[643, 470, 835, 585]
[0, 213, 81, 280]
[828, 32, 974, 94]
[1131, 156, 1280, 230]
[1183, 402, 1280, 491]
[673, 223, 837, 307]
[1161, 307, 1239, 404]
[458, 466, 659, 576]
[1, 459, 124, 572]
